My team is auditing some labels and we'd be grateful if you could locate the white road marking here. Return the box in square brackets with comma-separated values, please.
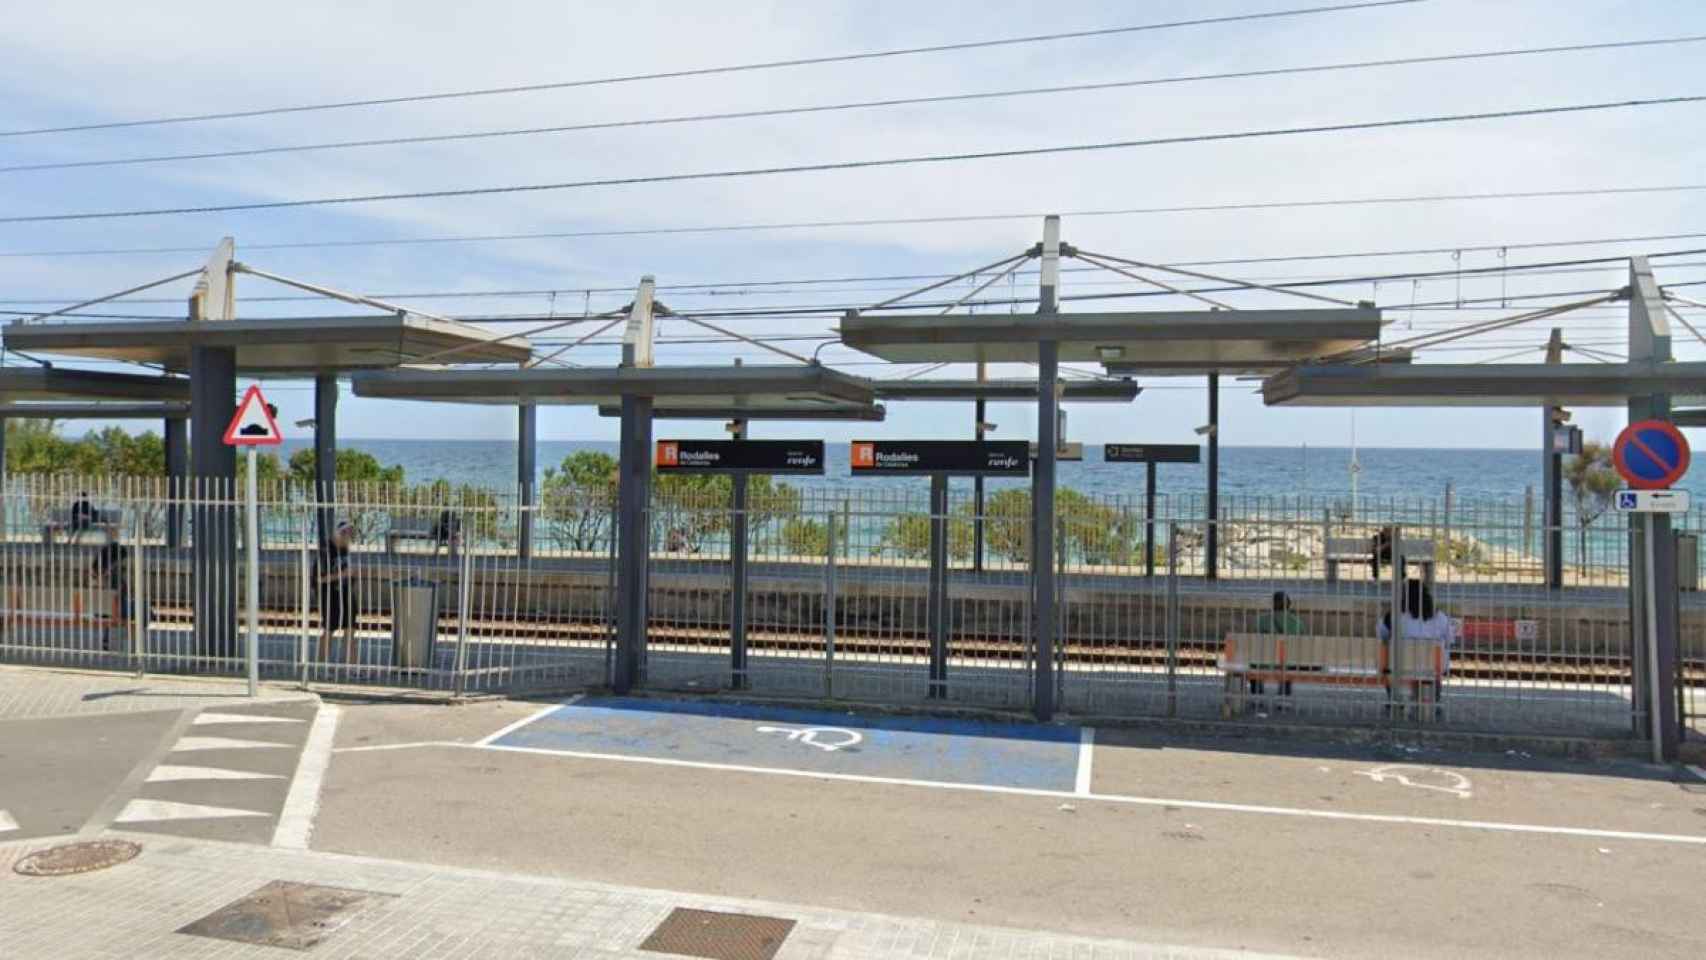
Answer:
[0, 809, 17, 833]
[171, 736, 292, 752]
[1075, 727, 1095, 797]
[146, 765, 284, 783]
[193, 712, 305, 726]
[1355, 764, 1473, 799]
[474, 694, 582, 747]
[114, 799, 270, 823]
[476, 741, 1706, 847]
[273, 704, 341, 850]
[1686, 765, 1706, 784]
[754, 725, 863, 752]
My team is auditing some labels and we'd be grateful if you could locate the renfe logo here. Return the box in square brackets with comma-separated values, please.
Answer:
[851, 442, 875, 468]
[656, 441, 679, 467]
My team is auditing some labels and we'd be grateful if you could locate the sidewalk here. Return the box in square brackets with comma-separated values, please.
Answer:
[0, 832, 1301, 959]
[0, 665, 313, 722]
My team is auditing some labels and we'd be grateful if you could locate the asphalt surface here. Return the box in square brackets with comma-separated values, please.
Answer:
[318, 696, 1706, 960]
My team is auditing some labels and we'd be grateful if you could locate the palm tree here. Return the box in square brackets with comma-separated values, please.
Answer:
[1562, 440, 1620, 568]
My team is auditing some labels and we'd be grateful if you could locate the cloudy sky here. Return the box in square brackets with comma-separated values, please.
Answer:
[2, 0, 1702, 450]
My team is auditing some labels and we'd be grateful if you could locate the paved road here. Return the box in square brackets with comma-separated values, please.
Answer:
[318, 696, 1706, 959]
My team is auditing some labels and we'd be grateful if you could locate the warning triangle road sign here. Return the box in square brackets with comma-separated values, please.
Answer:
[223, 385, 283, 446]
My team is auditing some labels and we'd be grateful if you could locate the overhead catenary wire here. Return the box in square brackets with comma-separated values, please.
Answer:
[7, 94, 1702, 225]
[9, 34, 1701, 175]
[7, 194, 1705, 260]
[0, 1, 1421, 139]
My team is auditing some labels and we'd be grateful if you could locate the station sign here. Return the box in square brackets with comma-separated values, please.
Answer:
[1612, 419, 1690, 490]
[850, 440, 1030, 476]
[1103, 443, 1201, 464]
[656, 439, 825, 475]
[1614, 489, 1690, 514]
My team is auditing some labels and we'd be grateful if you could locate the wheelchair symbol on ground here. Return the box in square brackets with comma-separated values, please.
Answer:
[1355, 764, 1473, 799]
[754, 725, 863, 752]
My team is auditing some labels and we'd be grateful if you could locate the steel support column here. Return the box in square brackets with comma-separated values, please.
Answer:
[517, 403, 537, 561]
[929, 472, 950, 698]
[1626, 256, 1680, 760]
[1206, 372, 1220, 580]
[164, 417, 187, 548]
[730, 419, 749, 689]
[1032, 215, 1061, 722]
[973, 395, 986, 573]
[190, 345, 238, 660]
[615, 395, 653, 694]
[1543, 329, 1564, 588]
[1145, 461, 1158, 577]
[314, 373, 337, 543]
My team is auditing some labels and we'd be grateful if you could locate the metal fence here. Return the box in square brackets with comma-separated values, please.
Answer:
[0, 475, 1694, 744]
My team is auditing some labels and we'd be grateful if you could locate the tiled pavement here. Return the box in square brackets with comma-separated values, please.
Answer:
[0, 665, 312, 721]
[0, 833, 1304, 959]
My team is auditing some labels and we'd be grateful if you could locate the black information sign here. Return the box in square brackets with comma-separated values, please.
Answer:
[1104, 443, 1201, 464]
[850, 440, 1030, 476]
[655, 439, 825, 475]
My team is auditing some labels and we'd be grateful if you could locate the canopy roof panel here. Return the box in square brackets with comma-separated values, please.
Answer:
[351, 363, 875, 411]
[0, 402, 188, 420]
[839, 308, 1381, 365]
[0, 367, 191, 403]
[1264, 362, 1706, 407]
[2, 315, 530, 374]
[871, 378, 1139, 402]
[596, 403, 885, 421]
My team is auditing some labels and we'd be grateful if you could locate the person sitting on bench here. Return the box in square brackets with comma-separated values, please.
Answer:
[68, 492, 97, 541]
[1251, 590, 1305, 700]
[1378, 580, 1452, 702]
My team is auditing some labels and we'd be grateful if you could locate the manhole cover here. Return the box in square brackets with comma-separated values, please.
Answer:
[14, 840, 141, 877]
[177, 880, 389, 951]
[640, 907, 795, 960]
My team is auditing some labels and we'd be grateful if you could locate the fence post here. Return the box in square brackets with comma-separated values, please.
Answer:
[453, 538, 472, 696]
[131, 506, 145, 677]
[824, 509, 837, 699]
[1166, 521, 1180, 717]
[605, 502, 618, 689]
[1388, 523, 1405, 722]
[299, 509, 311, 690]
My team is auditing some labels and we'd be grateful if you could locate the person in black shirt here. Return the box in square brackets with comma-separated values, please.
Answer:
[69, 493, 97, 542]
[314, 520, 357, 663]
[87, 540, 131, 652]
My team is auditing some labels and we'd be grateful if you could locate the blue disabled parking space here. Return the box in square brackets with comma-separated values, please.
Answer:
[491, 697, 1083, 791]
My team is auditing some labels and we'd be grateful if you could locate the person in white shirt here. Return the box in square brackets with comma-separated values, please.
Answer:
[1377, 580, 1451, 706]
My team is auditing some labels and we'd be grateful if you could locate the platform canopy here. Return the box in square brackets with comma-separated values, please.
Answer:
[0, 401, 188, 420]
[2, 315, 531, 374]
[839, 307, 1381, 366]
[351, 363, 876, 412]
[597, 403, 884, 420]
[1263, 361, 1706, 407]
[870, 377, 1139, 402]
[0, 366, 191, 403]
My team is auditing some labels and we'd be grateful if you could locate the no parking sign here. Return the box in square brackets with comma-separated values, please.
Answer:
[1612, 419, 1689, 490]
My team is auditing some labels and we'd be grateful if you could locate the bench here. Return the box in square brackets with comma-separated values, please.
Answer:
[0, 586, 130, 648]
[1323, 535, 1436, 584]
[1219, 632, 1444, 719]
[41, 508, 120, 545]
[384, 514, 460, 557]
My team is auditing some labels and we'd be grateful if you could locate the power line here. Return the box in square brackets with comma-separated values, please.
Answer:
[9, 34, 1698, 176]
[0, 1, 1420, 139]
[6, 193, 1703, 260]
[6, 93, 1700, 225]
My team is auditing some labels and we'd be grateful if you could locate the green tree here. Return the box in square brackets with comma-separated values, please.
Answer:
[778, 515, 848, 557]
[878, 512, 973, 562]
[969, 488, 1135, 566]
[1563, 439, 1620, 566]
[5, 420, 167, 477]
[649, 471, 803, 553]
[541, 450, 617, 552]
[286, 448, 405, 486]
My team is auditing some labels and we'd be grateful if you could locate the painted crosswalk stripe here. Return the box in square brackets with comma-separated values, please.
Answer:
[193, 712, 306, 726]
[171, 736, 292, 752]
[0, 810, 17, 833]
[146, 765, 284, 783]
[115, 800, 270, 823]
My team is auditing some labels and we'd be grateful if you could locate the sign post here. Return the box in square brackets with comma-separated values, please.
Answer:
[1105, 444, 1201, 577]
[223, 385, 284, 697]
[1610, 418, 1690, 762]
[850, 440, 1030, 698]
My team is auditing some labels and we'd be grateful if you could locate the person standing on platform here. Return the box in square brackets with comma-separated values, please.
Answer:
[314, 520, 357, 665]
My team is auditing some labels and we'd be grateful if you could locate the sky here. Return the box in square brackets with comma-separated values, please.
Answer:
[1, 0, 1703, 452]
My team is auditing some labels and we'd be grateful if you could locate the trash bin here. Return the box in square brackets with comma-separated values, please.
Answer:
[391, 577, 439, 669]
[1678, 534, 1699, 592]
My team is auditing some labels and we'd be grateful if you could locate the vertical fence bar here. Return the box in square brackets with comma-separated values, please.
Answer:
[824, 508, 837, 699]
[130, 503, 144, 677]
[299, 509, 311, 690]
[1166, 521, 1180, 717]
